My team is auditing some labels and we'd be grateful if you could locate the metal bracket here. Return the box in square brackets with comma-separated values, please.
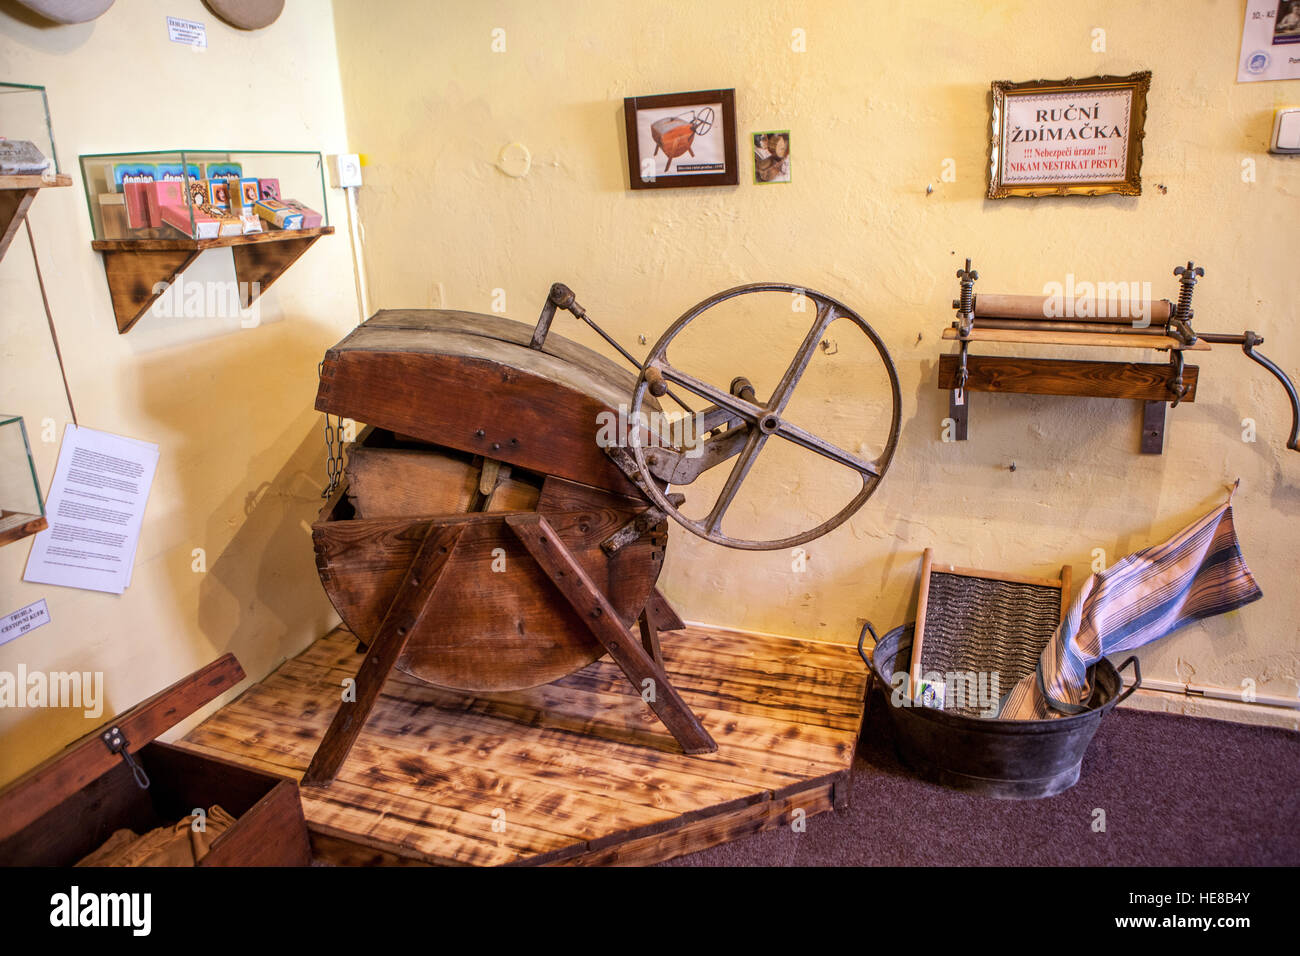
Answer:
[1167, 348, 1189, 407]
[1140, 400, 1166, 455]
[948, 387, 969, 442]
[101, 726, 151, 790]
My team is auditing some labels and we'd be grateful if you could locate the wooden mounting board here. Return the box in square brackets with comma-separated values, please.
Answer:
[92, 226, 333, 333]
[180, 624, 868, 866]
[942, 326, 1210, 351]
[938, 354, 1199, 403]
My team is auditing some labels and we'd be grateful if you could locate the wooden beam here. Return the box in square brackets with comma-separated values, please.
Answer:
[941, 326, 1210, 351]
[0, 653, 245, 842]
[909, 548, 934, 701]
[302, 523, 465, 787]
[638, 610, 664, 669]
[1059, 564, 1073, 623]
[938, 353, 1199, 403]
[505, 513, 717, 755]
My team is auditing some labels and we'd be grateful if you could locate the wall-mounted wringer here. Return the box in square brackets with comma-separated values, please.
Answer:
[938, 259, 1300, 455]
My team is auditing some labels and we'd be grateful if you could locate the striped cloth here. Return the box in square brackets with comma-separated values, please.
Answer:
[998, 496, 1262, 720]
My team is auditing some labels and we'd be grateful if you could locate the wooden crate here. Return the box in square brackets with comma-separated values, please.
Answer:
[0, 655, 311, 867]
[182, 624, 870, 866]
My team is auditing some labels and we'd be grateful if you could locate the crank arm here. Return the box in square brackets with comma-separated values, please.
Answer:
[1201, 331, 1300, 452]
[652, 423, 753, 484]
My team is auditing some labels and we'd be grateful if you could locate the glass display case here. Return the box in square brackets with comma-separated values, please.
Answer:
[0, 82, 60, 177]
[78, 149, 328, 241]
[0, 415, 47, 547]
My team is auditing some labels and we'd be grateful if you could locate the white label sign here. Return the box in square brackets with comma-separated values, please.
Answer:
[1238, 0, 1300, 82]
[167, 16, 207, 48]
[1000, 90, 1133, 185]
[0, 600, 50, 647]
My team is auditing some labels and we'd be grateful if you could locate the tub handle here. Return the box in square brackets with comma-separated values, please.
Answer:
[857, 621, 879, 668]
[1114, 655, 1142, 704]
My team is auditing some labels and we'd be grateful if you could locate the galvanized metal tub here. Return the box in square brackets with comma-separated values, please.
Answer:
[859, 622, 1140, 799]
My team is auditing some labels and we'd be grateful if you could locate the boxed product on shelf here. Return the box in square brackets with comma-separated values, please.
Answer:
[79, 150, 327, 240]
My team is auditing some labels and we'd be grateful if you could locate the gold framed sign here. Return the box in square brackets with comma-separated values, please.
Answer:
[988, 71, 1151, 199]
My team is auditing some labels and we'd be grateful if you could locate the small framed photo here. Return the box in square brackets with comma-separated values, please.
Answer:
[624, 89, 738, 190]
[988, 71, 1151, 199]
[753, 131, 791, 184]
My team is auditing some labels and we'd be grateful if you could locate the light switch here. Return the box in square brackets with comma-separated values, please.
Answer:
[1271, 108, 1300, 153]
[329, 153, 363, 188]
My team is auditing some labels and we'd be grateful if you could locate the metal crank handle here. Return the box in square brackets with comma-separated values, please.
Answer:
[1201, 331, 1300, 453]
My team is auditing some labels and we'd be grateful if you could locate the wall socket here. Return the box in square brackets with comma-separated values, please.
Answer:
[1271, 108, 1300, 154]
[329, 153, 363, 188]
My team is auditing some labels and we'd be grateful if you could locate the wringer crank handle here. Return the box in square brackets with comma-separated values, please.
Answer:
[1166, 263, 1298, 450]
[1200, 331, 1300, 452]
[630, 283, 902, 551]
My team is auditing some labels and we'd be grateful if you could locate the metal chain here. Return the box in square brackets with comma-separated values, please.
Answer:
[320, 361, 346, 499]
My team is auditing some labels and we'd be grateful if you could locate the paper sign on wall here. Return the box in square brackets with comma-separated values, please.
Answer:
[167, 16, 207, 49]
[1239, 0, 1300, 82]
[23, 425, 159, 595]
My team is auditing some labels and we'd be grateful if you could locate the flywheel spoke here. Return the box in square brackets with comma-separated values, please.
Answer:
[704, 427, 768, 534]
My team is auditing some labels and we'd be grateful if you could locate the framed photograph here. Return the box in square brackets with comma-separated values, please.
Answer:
[753, 130, 791, 184]
[987, 71, 1151, 199]
[624, 89, 738, 190]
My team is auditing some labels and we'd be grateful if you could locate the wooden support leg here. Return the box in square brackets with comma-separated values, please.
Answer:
[302, 523, 465, 787]
[638, 611, 664, 669]
[505, 513, 717, 755]
[644, 588, 686, 632]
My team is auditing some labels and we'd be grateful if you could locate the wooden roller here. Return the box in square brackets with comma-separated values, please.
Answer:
[974, 292, 1173, 326]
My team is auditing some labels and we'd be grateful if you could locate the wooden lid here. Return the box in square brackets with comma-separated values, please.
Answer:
[0, 653, 244, 841]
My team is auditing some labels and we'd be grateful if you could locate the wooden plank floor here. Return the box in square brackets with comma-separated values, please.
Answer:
[180, 624, 869, 866]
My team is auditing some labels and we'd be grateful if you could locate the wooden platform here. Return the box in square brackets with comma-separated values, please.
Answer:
[180, 623, 869, 866]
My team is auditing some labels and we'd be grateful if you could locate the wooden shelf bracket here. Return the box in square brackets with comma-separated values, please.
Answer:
[92, 226, 334, 334]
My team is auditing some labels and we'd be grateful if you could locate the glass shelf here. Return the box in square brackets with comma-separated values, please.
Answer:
[0, 82, 60, 176]
[0, 415, 47, 548]
[78, 149, 328, 241]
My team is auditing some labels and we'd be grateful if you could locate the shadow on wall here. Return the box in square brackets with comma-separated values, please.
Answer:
[128, 316, 342, 688]
[197, 421, 337, 680]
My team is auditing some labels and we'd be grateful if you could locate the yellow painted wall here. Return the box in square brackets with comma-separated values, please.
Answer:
[0, 0, 1295, 790]
[331, 0, 1298, 719]
[0, 2, 358, 785]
